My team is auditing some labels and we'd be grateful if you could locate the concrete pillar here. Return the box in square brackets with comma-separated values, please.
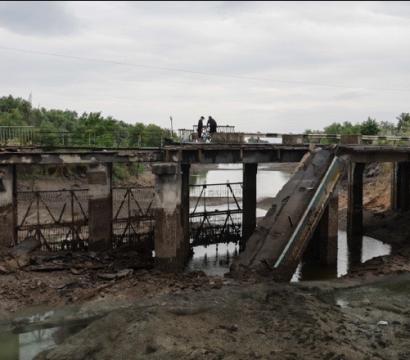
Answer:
[340, 134, 362, 145]
[347, 162, 365, 264]
[304, 191, 338, 268]
[152, 163, 189, 271]
[87, 163, 112, 251]
[282, 134, 305, 145]
[242, 163, 258, 251]
[181, 163, 191, 257]
[0, 165, 17, 247]
[391, 162, 410, 211]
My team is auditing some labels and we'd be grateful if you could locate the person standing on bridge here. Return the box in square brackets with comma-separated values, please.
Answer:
[207, 116, 217, 135]
[197, 116, 204, 142]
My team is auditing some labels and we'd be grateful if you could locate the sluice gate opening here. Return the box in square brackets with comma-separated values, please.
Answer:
[17, 189, 89, 251]
[189, 182, 243, 248]
[112, 186, 156, 251]
[15, 182, 156, 252]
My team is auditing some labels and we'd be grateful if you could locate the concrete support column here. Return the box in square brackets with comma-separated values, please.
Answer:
[0, 165, 17, 247]
[340, 134, 362, 145]
[282, 134, 305, 145]
[87, 163, 112, 251]
[242, 163, 258, 251]
[391, 162, 410, 211]
[303, 191, 338, 268]
[152, 163, 189, 271]
[181, 163, 191, 258]
[347, 162, 365, 264]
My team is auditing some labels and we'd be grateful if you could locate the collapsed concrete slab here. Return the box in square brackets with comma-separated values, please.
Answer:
[231, 148, 345, 281]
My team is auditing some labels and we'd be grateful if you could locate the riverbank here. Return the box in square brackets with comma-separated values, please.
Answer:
[26, 274, 410, 360]
[1, 161, 410, 359]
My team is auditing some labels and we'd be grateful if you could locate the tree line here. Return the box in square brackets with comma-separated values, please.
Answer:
[305, 114, 410, 136]
[0, 95, 172, 147]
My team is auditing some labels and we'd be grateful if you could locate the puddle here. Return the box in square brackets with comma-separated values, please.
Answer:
[0, 310, 91, 360]
[187, 243, 239, 276]
[187, 232, 391, 278]
[291, 231, 391, 282]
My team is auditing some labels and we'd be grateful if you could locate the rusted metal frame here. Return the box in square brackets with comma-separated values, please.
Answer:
[38, 195, 59, 224]
[193, 213, 208, 244]
[218, 212, 230, 243]
[72, 190, 88, 220]
[118, 221, 132, 244]
[191, 185, 206, 215]
[18, 219, 87, 230]
[18, 195, 35, 227]
[189, 209, 242, 218]
[129, 188, 144, 217]
[204, 215, 216, 242]
[227, 183, 241, 211]
[144, 192, 155, 217]
[36, 227, 52, 251]
[113, 189, 127, 221]
[56, 202, 67, 223]
[227, 212, 241, 236]
[190, 182, 242, 188]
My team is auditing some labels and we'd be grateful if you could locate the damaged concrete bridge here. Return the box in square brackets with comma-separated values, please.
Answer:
[1, 135, 410, 279]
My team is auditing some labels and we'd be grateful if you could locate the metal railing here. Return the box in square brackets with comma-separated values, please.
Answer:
[0, 126, 35, 146]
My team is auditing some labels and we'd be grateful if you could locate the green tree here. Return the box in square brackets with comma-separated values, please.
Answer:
[396, 113, 410, 134]
[360, 117, 380, 135]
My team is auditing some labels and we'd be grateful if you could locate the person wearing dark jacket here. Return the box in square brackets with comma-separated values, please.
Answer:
[207, 116, 217, 134]
[197, 116, 204, 141]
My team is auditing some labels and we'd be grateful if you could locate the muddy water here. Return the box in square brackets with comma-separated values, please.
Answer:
[0, 310, 88, 360]
[187, 164, 391, 279]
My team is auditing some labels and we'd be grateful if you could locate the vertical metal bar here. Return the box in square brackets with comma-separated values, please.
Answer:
[128, 188, 131, 245]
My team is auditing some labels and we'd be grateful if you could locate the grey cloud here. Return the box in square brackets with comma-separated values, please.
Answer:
[0, 2, 410, 133]
[0, 1, 78, 36]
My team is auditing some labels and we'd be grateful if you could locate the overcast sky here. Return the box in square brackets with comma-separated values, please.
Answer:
[1, 1, 410, 132]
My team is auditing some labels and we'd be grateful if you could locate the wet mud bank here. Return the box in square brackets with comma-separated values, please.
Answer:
[33, 275, 410, 360]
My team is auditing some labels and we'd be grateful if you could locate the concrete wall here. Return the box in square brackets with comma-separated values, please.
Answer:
[87, 163, 112, 250]
[152, 163, 189, 271]
[0, 165, 16, 247]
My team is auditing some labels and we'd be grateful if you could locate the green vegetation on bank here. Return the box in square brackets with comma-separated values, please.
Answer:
[0, 95, 173, 147]
[305, 114, 410, 136]
[0, 95, 174, 181]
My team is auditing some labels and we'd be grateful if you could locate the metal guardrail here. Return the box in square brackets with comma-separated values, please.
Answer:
[4, 124, 410, 148]
[0, 126, 173, 148]
[0, 126, 35, 146]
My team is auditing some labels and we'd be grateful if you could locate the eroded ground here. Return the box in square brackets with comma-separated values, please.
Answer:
[1, 162, 410, 359]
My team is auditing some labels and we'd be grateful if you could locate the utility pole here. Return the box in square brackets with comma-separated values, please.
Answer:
[170, 116, 174, 137]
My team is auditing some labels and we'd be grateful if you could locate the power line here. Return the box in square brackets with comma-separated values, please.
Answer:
[1, 45, 410, 93]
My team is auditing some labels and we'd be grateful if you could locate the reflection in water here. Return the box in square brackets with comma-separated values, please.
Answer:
[188, 231, 391, 279]
[187, 243, 239, 276]
[188, 164, 290, 276]
[291, 231, 391, 282]
[0, 310, 87, 360]
[188, 165, 392, 280]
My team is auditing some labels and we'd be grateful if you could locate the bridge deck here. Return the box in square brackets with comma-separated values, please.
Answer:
[3, 144, 410, 165]
[0, 144, 309, 165]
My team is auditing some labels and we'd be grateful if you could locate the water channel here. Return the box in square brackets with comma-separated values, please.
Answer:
[187, 163, 391, 279]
